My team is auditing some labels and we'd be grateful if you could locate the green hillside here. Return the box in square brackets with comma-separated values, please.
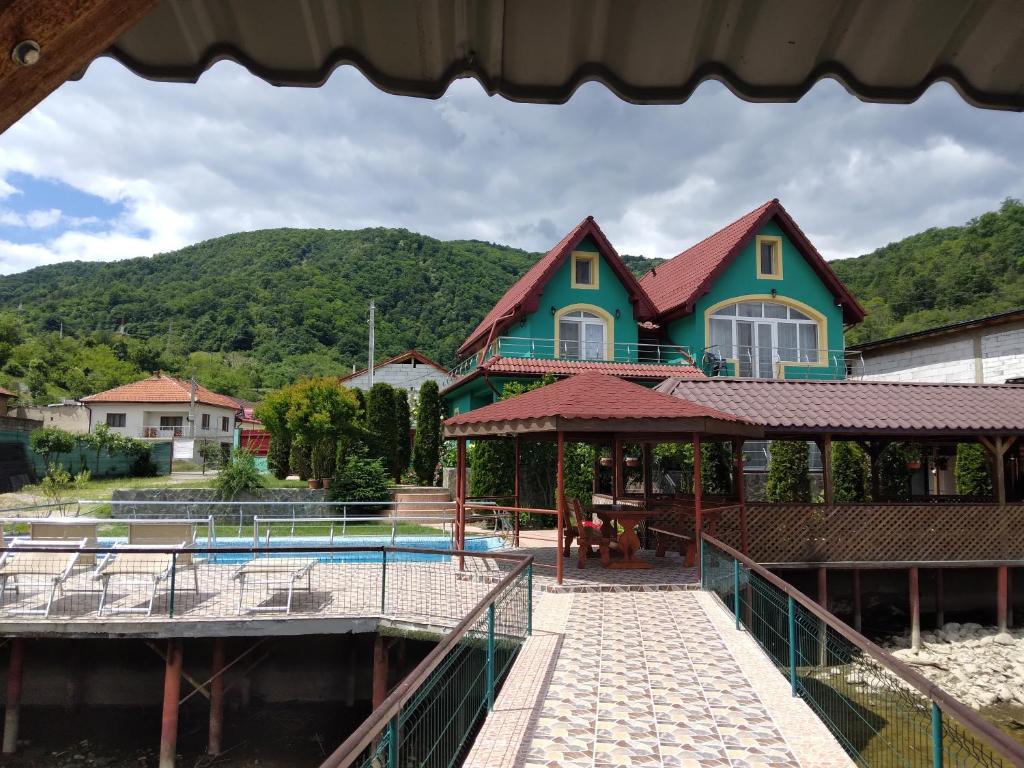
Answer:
[833, 198, 1024, 344]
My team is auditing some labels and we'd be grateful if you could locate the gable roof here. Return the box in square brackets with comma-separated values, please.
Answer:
[850, 307, 1024, 353]
[80, 373, 241, 411]
[339, 349, 447, 383]
[640, 199, 865, 325]
[444, 372, 760, 438]
[458, 217, 657, 357]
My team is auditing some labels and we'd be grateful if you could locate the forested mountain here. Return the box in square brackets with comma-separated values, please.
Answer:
[0, 199, 1019, 403]
[833, 198, 1024, 344]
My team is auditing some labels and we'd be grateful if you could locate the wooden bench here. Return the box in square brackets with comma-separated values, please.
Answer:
[648, 525, 692, 564]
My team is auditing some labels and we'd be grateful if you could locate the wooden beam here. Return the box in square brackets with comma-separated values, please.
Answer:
[0, 0, 159, 135]
[819, 435, 834, 505]
[732, 438, 748, 555]
[693, 433, 702, 581]
[556, 431, 565, 587]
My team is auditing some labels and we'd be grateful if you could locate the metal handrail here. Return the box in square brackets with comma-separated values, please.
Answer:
[319, 550, 533, 768]
[701, 534, 1024, 765]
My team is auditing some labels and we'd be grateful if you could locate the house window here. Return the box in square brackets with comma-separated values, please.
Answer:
[201, 414, 210, 430]
[105, 413, 126, 427]
[755, 236, 782, 279]
[708, 300, 820, 378]
[570, 251, 599, 289]
[558, 309, 608, 360]
[221, 416, 229, 432]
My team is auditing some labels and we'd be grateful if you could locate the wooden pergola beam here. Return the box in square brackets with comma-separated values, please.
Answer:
[0, 0, 158, 135]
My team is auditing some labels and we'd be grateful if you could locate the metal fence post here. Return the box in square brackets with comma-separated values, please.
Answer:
[932, 702, 944, 768]
[168, 552, 177, 618]
[787, 594, 797, 697]
[733, 558, 741, 630]
[387, 714, 400, 768]
[527, 564, 533, 636]
[486, 602, 496, 711]
[380, 550, 388, 615]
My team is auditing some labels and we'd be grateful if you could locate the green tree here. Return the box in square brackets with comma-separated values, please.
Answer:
[215, 449, 266, 499]
[290, 439, 311, 481]
[875, 442, 916, 501]
[329, 452, 392, 508]
[81, 424, 116, 476]
[700, 441, 733, 496]
[469, 439, 514, 498]
[832, 441, 869, 502]
[366, 383, 400, 482]
[394, 388, 412, 481]
[765, 441, 810, 502]
[255, 387, 292, 480]
[283, 377, 359, 481]
[197, 440, 223, 474]
[955, 443, 994, 497]
[412, 380, 442, 485]
[28, 427, 76, 475]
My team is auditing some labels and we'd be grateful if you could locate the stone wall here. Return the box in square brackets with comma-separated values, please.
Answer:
[111, 487, 331, 520]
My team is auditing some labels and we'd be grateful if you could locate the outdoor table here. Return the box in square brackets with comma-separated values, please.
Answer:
[592, 504, 660, 569]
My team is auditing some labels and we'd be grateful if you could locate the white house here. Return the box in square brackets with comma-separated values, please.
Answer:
[340, 349, 450, 397]
[80, 372, 241, 448]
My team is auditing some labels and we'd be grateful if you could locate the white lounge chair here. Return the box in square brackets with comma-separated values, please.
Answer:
[232, 557, 316, 615]
[92, 542, 186, 616]
[0, 538, 85, 616]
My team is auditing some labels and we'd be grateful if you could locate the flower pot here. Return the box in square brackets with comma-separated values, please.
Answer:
[321, 478, 332, 489]
[599, 457, 613, 467]
[906, 461, 922, 471]
[308, 479, 322, 489]
[624, 457, 640, 468]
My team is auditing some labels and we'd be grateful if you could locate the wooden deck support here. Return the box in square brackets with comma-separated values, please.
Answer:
[909, 567, 921, 651]
[160, 639, 183, 768]
[208, 638, 225, 756]
[852, 569, 862, 633]
[978, 436, 1016, 506]
[817, 568, 828, 665]
[456, 437, 466, 570]
[819, 435, 834, 505]
[935, 569, 945, 629]
[692, 433, 702, 581]
[732, 438, 747, 555]
[642, 443, 653, 502]
[556, 431, 565, 586]
[513, 436, 521, 546]
[372, 634, 388, 710]
[2, 638, 24, 754]
[612, 437, 623, 502]
[997, 565, 1008, 633]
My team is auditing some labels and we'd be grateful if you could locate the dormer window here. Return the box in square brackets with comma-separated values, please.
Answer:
[571, 251, 599, 289]
[756, 236, 783, 279]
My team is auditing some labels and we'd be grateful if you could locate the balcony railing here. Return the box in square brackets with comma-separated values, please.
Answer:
[698, 345, 864, 380]
[141, 426, 187, 438]
[447, 336, 696, 379]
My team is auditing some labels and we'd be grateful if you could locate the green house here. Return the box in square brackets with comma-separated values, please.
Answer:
[443, 199, 864, 415]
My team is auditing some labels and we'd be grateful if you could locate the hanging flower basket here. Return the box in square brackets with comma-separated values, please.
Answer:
[624, 457, 640, 468]
[906, 460, 922, 471]
[599, 457, 614, 467]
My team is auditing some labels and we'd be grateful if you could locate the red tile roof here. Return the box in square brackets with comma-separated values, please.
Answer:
[480, 356, 705, 380]
[445, 372, 754, 429]
[657, 377, 1024, 435]
[81, 373, 241, 410]
[0, 386, 15, 398]
[339, 349, 447, 383]
[640, 199, 865, 325]
[458, 217, 657, 356]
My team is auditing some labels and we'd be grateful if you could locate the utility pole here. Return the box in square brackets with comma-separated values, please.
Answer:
[368, 299, 376, 387]
[189, 377, 198, 439]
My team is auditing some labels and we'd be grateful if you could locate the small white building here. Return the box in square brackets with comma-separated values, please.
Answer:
[852, 308, 1024, 384]
[80, 372, 240, 447]
[340, 349, 450, 397]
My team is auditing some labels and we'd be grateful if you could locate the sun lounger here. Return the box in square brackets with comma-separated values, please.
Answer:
[0, 539, 85, 616]
[232, 557, 316, 615]
[92, 542, 187, 616]
[30, 521, 99, 565]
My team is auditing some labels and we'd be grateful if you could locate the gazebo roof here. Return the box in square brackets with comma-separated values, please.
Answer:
[444, 372, 761, 438]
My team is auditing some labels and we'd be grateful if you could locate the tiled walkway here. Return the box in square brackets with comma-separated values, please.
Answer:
[465, 588, 852, 768]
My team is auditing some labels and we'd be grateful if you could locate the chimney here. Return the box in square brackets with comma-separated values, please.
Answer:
[153, 370, 162, 378]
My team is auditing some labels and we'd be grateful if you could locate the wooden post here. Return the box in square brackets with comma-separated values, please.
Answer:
[819, 435, 834, 505]
[2, 638, 24, 754]
[693, 433, 702, 580]
[556, 431, 565, 586]
[909, 567, 921, 651]
[997, 565, 1008, 633]
[456, 438, 466, 569]
[207, 638, 225, 756]
[612, 437, 623, 501]
[935, 569, 945, 629]
[1008, 569, 1014, 629]
[160, 639, 183, 768]
[513, 436, 521, 547]
[732, 438, 747, 555]
[372, 635, 388, 710]
[817, 567, 828, 665]
[642, 443, 653, 502]
[592, 447, 601, 496]
[852, 569, 862, 633]
[978, 436, 1016, 506]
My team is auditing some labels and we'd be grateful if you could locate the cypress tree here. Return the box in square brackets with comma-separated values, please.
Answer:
[955, 442, 994, 497]
[832, 440, 869, 502]
[412, 381, 442, 485]
[366, 382, 399, 481]
[394, 388, 412, 482]
[765, 440, 811, 502]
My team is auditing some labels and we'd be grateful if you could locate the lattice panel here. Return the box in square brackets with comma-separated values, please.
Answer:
[715, 503, 1024, 563]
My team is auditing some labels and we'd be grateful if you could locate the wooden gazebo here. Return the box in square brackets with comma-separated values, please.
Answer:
[443, 372, 762, 584]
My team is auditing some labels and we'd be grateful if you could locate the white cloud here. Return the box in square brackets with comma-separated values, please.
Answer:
[0, 62, 1022, 274]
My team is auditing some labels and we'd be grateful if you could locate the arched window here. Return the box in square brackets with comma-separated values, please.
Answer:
[558, 310, 607, 360]
[707, 300, 820, 378]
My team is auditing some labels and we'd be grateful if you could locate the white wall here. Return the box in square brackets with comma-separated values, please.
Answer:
[345, 360, 451, 393]
[87, 402, 238, 438]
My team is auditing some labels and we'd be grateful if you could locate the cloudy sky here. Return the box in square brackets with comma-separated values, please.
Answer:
[0, 58, 1022, 274]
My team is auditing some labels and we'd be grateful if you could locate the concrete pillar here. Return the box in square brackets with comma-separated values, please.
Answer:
[208, 638, 225, 756]
[2, 638, 25, 754]
[909, 567, 921, 651]
[997, 565, 1009, 633]
[160, 639, 183, 768]
[935, 569, 945, 629]
[852, 569, 862, 633]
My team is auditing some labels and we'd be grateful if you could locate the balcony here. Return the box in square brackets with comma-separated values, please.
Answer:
[698, 345, 864, 380]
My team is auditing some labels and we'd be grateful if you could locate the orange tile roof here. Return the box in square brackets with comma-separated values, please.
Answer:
[480, 356, 705, 380]
[640, 199, 865, 324]
[80, 373, 240, 410]
[0, 386, 15, 398]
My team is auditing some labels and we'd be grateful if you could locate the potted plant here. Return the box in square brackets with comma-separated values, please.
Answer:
[599, 456, 613, 467]
[624, 456, 640, 468]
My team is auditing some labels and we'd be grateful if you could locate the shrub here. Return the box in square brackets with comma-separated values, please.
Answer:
[394, 388, 411, 481]
[329, 453, 392, 507]
[290, 440, 311, 481]
[832, 441, 869, 502]
[955, 442, 994, 497]
[412, 381, 442, 485]
[267, 433, 291, 480]
[700, 441, 733, 496]
[81, 423, 116, 476]
[197, 440, 223, 474]
[875, 442, 916, 501]
[310, 438, 336, 481]
[215, 449, 266, 499]
[366, 382, 400, 481]
[29, 427, 76, 474]
[765, 440, 810, 502]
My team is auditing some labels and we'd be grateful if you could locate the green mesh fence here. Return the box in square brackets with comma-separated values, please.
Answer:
[337, 564, 531, 768]
[702, 537, 1021, 768]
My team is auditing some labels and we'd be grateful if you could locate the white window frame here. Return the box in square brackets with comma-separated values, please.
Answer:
[708, 300, 821, 378]
[557, 309, 609, 360]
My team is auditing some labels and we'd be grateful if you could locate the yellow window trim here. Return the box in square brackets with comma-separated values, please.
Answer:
[570, 251, 600, 290]
[703, 294, 829, 378]
[554, 303, 615, 360]
[755, 235, 783, 280]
